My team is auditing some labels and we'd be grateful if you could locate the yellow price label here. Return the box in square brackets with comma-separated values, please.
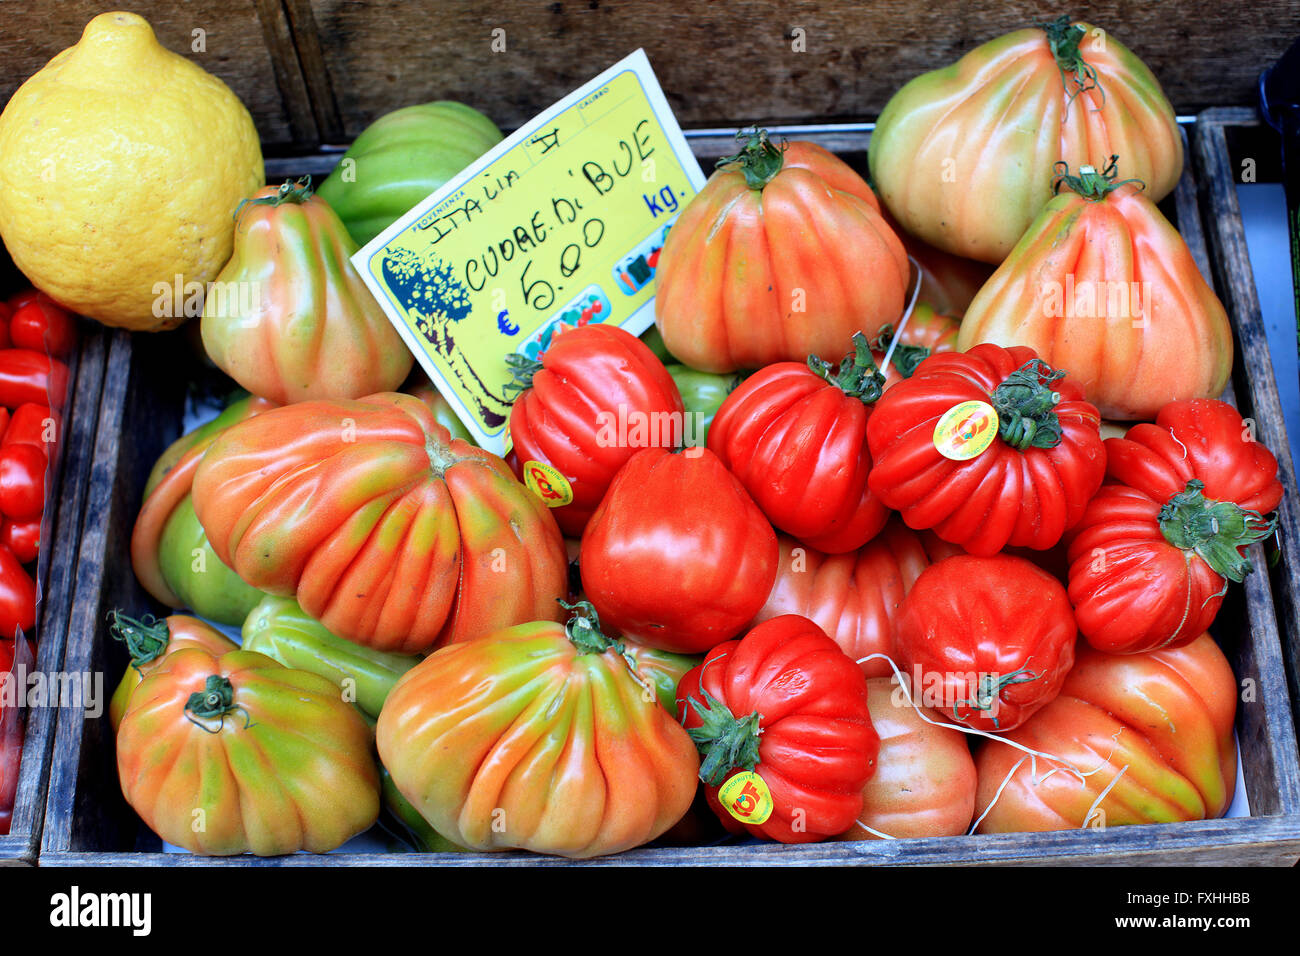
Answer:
[522, 460, 574, 507]
[933, 400, 1000, 461]
[718, 770, 774, 825]
[355, 50, 706, 456]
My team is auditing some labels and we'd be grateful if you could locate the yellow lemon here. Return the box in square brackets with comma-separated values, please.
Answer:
[0, 11, 264, 330]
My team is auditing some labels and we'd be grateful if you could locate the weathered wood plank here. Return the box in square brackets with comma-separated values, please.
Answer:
[0, 1, 299, 147]
[1194, 108, 1300, 769]
[252, 0, 321, 146]
[303, 0, 1297, 141]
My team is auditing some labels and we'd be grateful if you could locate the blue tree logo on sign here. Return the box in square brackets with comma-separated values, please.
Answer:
[382, 247, 513, 428]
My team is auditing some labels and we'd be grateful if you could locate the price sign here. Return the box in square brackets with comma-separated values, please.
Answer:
[354, 49, 706, 454]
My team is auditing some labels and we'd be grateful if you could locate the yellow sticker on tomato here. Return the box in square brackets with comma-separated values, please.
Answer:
[522, 460, 574, 507]
[718, 770, 774, 825]
[932, 400, 999, 461]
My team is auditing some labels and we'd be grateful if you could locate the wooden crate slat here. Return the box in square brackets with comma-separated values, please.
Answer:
[1193, 108, 1300, 763]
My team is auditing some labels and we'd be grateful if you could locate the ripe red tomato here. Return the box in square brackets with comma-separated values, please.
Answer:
[9, 298, 76, 359]
[866, 343, 1106, 555]
[0, 545, 36, 640]
[708, 333, 889, 553]
[580, 447, 777, 654]
[676, 614, 878, 843]
[1067, 399, 1282, 653]
[0, 444, 46, 520]
[507, 323, 684, 537]
[894, 554, 1077, 732]
[0, 518, 40, 565]
[751, 518, 960, 676]
[974, 633, 1237, 832]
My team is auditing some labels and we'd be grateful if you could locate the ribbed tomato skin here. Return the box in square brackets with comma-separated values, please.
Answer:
[116, 648, 380, 856]
[191, 392, 567, 654]
[752, 520, 960, 676]
[834, 676, 977, 840]
[655, 142, 909, 373]
[870, 22, 1182, 263]
[508, 324, 684, 537]
[708, 361, 888, 553]
[866, 344, 1106, 555]
[1067, 399, 1282, 653]
[580, 447, 777, 654]
[894, 554, 1077, 733]
[676, 615, 879, 843]
[974, 633, 1237, 833]
[957, 183, 1233, 421]
[376, 621, 700, 859]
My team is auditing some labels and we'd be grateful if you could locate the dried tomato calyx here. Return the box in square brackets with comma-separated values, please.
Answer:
[504, 351, 543, 396]
[807, 332, 885, 403]
[1052, 156, 1146, 200]
[1157, 479, 1277, 582]
[991, 359, 1068, 450]
[870, 324, 930, 380]
[560, 599, 625, 657]
[683, 687, 763, 787]
[716, 128, 787, 190]
[1040, 15, 1104, 106]
[235, 175, 314, 219]
[109, 610, 171, 671]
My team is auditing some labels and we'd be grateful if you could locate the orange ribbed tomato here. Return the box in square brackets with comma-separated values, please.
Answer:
[655, 130, 908, 373]
[191, 392, 567, 654]
[375, 606, 700, 859]
[870, 17, 1182, 263]
[116, 647, 379, 856]
[957, 160, 1232, 420]
[973, 633, 1238, 833]
[752, 519, 960, 676]
[201, 178, 413, 403]
[835, 676, 977, 840]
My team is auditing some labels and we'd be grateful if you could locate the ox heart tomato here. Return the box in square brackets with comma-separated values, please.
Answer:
[676, 614, 879, 843]
[579, 446, 777, 654]
[708, 332, 889, 553]
[894, 554, 1077, 733]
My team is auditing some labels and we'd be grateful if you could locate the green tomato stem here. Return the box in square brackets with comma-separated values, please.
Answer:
[1158, 479, 1277, 582]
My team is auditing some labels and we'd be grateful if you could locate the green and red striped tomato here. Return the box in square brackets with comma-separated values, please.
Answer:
[192, 392, 567, 654]
[201, 179, 413, 404]
[117, 647, 380, 856]
[870, 17, 1182, 263]
[376, 605, 699, 858]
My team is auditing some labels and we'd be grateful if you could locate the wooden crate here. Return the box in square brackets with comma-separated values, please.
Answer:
[1193, 106, 1300, 751]
[4, 1, 1296, 151]
[0, 310, 109, 866]
[36, 125, 1300, 867]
